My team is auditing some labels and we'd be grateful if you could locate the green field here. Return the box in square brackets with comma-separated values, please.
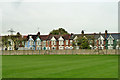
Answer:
[2, 55, 118, 78]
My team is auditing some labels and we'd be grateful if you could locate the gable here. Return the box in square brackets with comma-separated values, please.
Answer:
[98, 35, 104, 40]
[36, 37, 41, 41]
[83, 36, 87, 39]
[51, 36, 56, 41]
[58, 36, 64, 41]
[8, 39, 13, 42]
[73, 36, 78, 40]
[107, 35, 114, 40]
[29, 36, 34, 41]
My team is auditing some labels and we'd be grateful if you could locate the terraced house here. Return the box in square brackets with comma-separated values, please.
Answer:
[24, 30, 120, 50]
[25, 32, 73, 50]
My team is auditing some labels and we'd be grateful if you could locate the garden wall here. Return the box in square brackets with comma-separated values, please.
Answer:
[1, 49, 120, 55]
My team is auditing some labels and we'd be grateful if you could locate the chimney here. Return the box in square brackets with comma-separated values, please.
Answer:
[105, 30, 108, 38]
[71, 33, 74, 35]
[37, 32, 40, 36]
[29, 36, 32, 39]
[94, 33, 96, 35]
[81, 30, 84, 35]
[99, 32, 101, 36]
[71, 33, 74, 37]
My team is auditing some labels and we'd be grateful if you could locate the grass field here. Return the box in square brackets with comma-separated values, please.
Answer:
[2, 55, 118, 78]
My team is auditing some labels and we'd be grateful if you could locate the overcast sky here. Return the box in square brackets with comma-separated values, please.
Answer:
[0, 0, 119, 35]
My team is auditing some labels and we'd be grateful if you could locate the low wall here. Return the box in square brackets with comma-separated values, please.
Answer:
[1, 49, 120, 55]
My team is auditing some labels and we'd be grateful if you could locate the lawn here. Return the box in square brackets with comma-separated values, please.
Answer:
[2, 55, 118, 78]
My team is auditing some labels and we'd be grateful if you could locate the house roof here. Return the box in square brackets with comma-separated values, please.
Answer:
[73, 33, 120, 40]
[39, 35, 49, 40]
[47, 34, 71, 40]
[25, 32, 120, 41]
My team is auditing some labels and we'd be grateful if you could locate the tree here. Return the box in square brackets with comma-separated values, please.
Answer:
[49, 28, 69, 35]
[2, 36, 9, 50]
[76, 36, 90, 49]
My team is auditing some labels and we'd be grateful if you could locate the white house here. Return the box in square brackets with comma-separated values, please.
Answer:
[58, 36, 64, 50]
[98, 35, 105, 49]
[107, 35, 114, 49]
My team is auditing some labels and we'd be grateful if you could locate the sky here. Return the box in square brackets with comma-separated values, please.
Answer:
[0, 0, 119, 35]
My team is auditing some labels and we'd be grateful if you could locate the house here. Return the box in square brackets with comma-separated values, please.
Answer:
[7, 39, 14, 50]
[106, 33, 120, 49]
[47, 34, 73, 50]
[2, 30, 120, 50]
[25, 32, 73, 50]
[25, 35, 37, 50]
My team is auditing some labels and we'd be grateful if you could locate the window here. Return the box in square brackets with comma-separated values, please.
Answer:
[51, 41, 53, 45]
[65, 46, 69, 49]
[59, 46, 64, 50]
[47, 41, 49, 45]
[99, 40, 103, 45]
[70, 40, 72, 44]
[30, 40, 33, 45]
[37, 47, 41, 50]
[52, 41, 56, 45]
[108, 40, 113, 44]
[70, 46, 73, 49]
[11, 41, 13, 45]
[22, 41, 24, 45]
[52, 47, 56, 50]
[37, 41, 41, 45]
[66, 40, 68, 45]
[54, 41, 56, 45]
[59, 40, 63, 45]
[43, 41, 46, 45]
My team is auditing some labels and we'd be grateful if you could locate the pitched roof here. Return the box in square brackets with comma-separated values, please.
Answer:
[26, 33, 120, 41]
[47, 34, 71, 40]
[39, 35, 49, 40]
[73, 33, 120, 40]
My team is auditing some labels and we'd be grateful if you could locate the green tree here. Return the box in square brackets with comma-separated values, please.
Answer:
[49, 28, 69, 35]
[2, 36, 9, 49]
[76, 37, 90, 49]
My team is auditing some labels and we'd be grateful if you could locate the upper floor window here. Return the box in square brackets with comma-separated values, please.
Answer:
[70, 40, 73, 44]
[59, 40, 64, 45]
[66, 40, 68, 45]
[108, 40, 113, 44]
[30, 40, 34, 45]
[99, 40, 104, 45]
[47, 41, 49, 45]
[43, 41, 46, 45]
[51, 41, 56, 45]
[37, 41, 41, 45]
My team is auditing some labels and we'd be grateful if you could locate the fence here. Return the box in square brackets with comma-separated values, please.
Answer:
[1, 49, 120, 55]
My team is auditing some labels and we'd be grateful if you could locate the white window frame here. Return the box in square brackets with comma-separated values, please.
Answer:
[108, 40, 113, 44]
[37, 40, 41, 45]
[43, 41, 46, 45]
[70, 40, 72, 44]
[30, 40, 34, 45]
[59, 40, 63, 45]
[66, 40, 68, 45]
[99, 40, 104, 45]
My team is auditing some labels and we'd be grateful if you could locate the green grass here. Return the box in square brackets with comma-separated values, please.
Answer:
[2, 55, 118, 78]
